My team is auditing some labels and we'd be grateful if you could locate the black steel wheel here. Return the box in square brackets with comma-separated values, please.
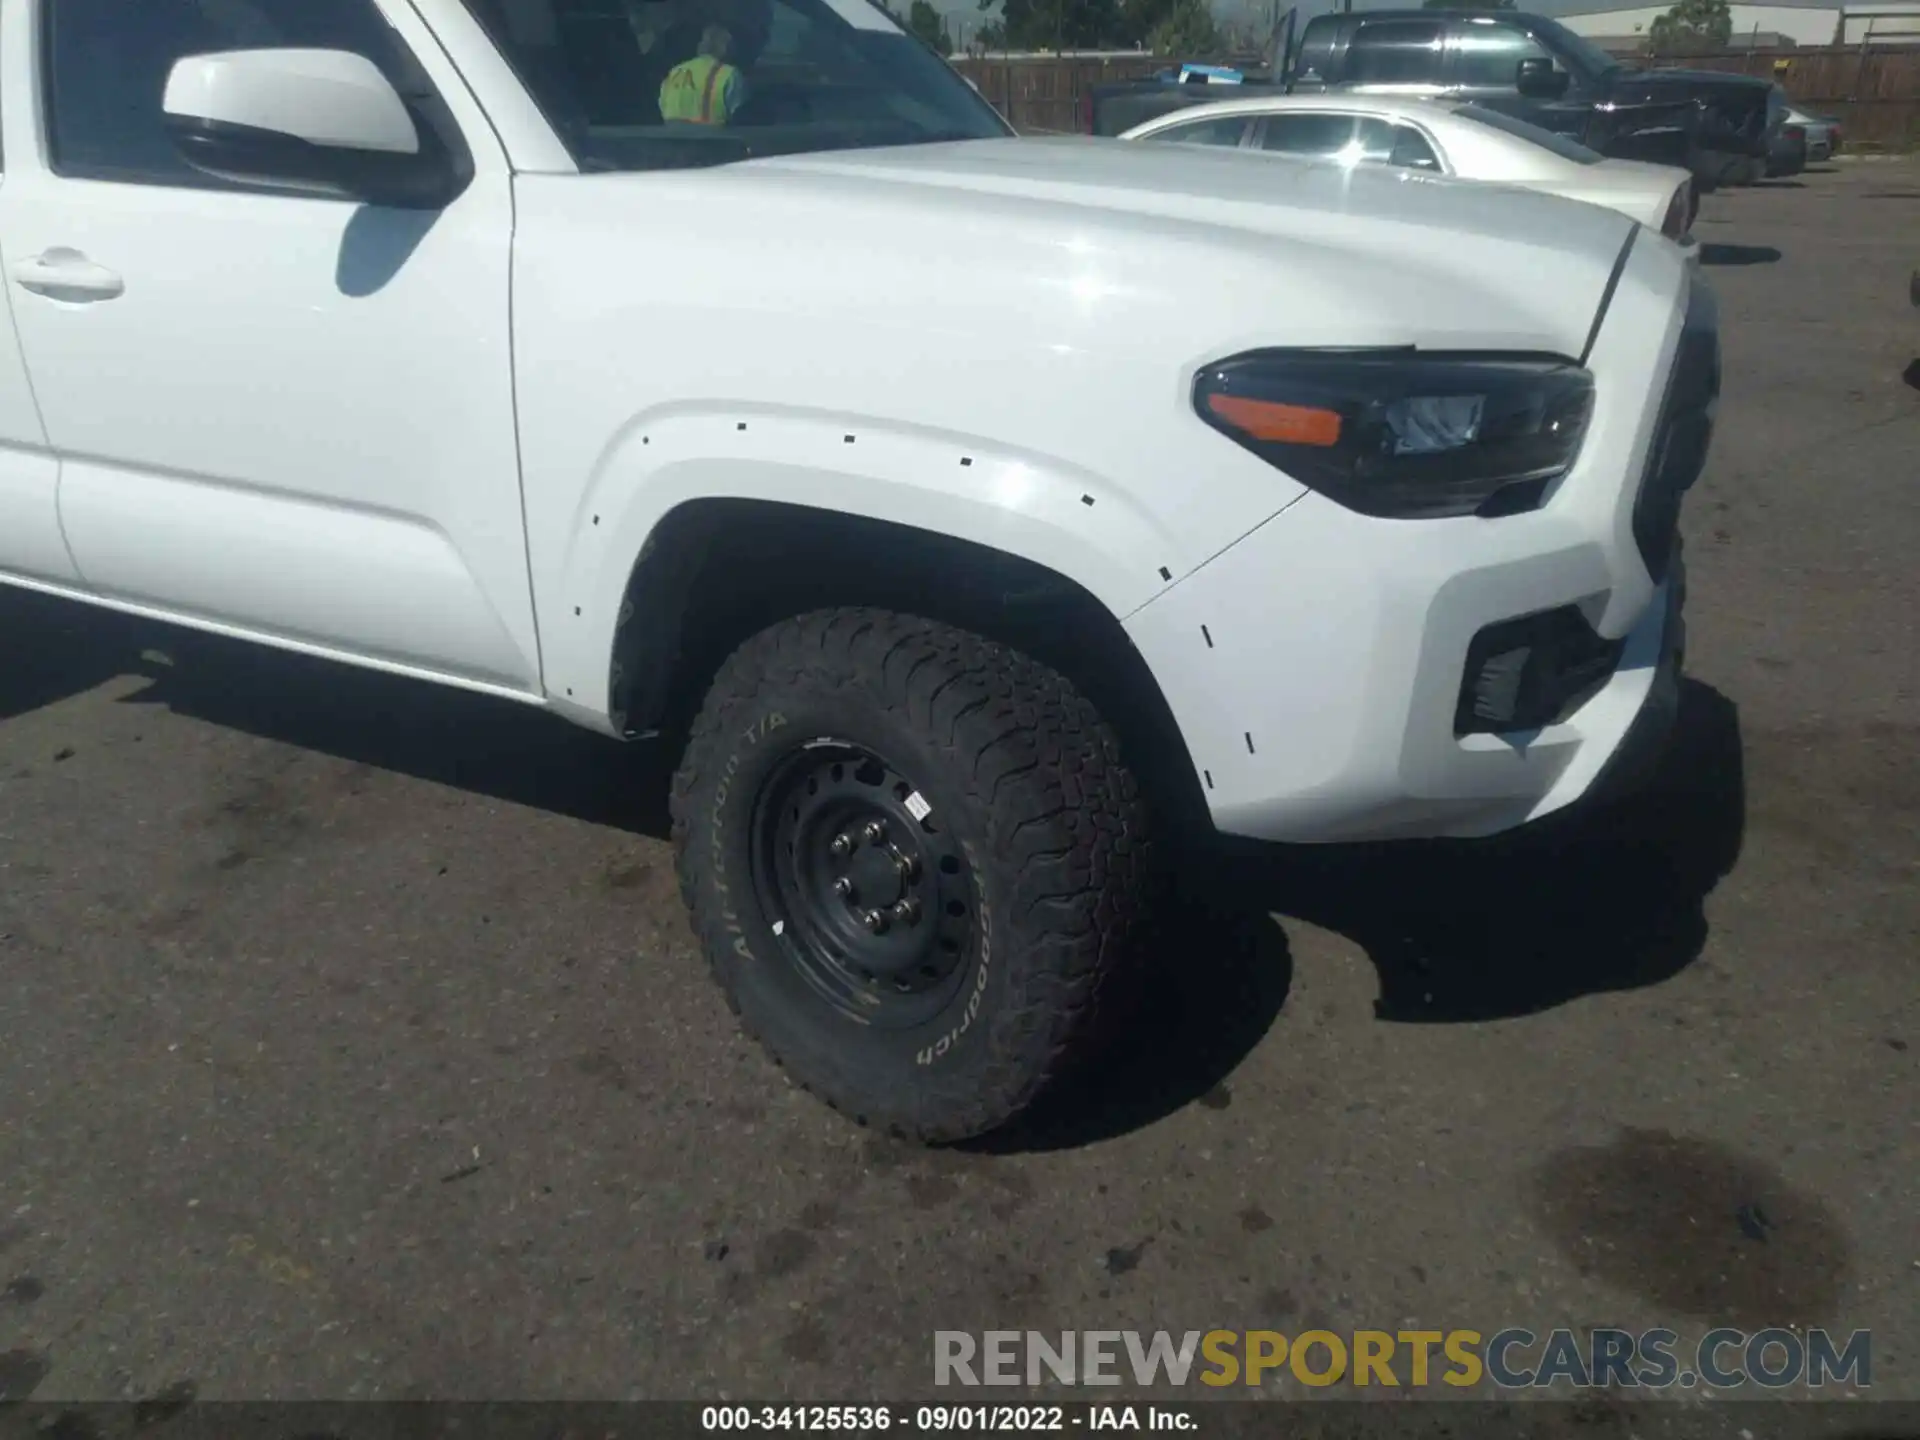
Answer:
[750, 741, 975, 1029]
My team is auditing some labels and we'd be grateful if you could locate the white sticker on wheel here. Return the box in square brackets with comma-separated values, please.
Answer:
[904, 790, 932, 822]
[771, 919, 786, 936]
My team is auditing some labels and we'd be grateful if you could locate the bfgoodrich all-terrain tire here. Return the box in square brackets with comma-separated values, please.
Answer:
[669, 608, 1154, 1143]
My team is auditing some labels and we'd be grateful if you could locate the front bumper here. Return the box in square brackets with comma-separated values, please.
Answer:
[1580, 544, 1686, 807]
[1125, 237, 1714, 844]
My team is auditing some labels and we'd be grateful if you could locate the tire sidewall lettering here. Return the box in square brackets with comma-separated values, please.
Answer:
[710, 714, 784, 960]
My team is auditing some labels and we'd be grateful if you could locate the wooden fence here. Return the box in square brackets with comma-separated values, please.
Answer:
[951, 45, 1920, 148]
[951, 54, 1164, 133]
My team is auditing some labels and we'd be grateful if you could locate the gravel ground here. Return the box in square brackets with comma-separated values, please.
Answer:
[0, 159, 1915, 1411]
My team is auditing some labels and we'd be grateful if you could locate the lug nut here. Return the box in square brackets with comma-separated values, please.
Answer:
[829, 833, 855, 858]
[894, 850, 920, 880]
[862, 819, 887, 844]
[833, 877, 854, 899]
[861, 909, 889, 934]
[891, 898, 920, 925]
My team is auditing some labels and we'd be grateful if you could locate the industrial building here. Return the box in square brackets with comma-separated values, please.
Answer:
[1549, 0, 1920, 49]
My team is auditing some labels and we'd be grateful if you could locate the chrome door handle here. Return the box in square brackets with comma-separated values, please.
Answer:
[12, 249, 125, 302]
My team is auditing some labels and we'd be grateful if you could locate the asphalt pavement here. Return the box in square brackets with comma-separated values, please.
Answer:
[1, 159, 1916, 1409]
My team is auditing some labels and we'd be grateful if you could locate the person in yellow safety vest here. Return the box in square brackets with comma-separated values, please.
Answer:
[659, 23, 748, 126]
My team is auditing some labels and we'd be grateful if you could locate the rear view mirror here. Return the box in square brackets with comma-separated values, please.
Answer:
[163, 48, 462, 209]
[1515, 57, 1570, 98]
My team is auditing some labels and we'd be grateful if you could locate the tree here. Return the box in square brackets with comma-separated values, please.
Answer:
[970, 0, 1222, 52]
[908, 0, 954, 52]
[1146, 0, 1220, 55]
[1648, 0, 1732, 53]
[1117, 0, 1174, 47]
[978, 0, 1125, 50]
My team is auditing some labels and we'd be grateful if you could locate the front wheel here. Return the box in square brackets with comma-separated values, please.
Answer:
[669, 608, 1154, 1142]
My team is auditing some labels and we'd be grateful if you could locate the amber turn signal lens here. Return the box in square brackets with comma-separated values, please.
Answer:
[1204, 393, 1343, 447]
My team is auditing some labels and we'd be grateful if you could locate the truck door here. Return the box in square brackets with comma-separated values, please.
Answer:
[1442, 18, 1588, 142]
[0, 95, 73, 587]
[1339, 19, 1448, 98]
[0, 0, 540, 695]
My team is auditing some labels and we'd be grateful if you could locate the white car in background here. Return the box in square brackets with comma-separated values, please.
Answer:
[1120, 95, 1699, 260]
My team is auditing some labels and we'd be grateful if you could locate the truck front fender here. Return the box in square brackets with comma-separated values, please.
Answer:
[536, 405, 1184, 731]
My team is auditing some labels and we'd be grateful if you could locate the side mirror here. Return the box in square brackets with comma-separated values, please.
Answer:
[1515, 57, 1570, 98]
[163, 49, 460, 209]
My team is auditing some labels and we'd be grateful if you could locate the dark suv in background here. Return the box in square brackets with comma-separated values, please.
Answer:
[1089, 9, 1773, 192]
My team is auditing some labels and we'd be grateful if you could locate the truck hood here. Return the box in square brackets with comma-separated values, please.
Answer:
[737, 137, 1632, 358]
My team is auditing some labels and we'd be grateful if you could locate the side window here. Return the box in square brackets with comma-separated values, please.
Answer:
[762, 4, 810, 61]
[1344, 21, 1445, 87]
[1359, 119, 1442, 171]
[1144, 117, 1250, 148]
[1450, 22, 1552, 90]
[1257, 112, 1362, 158]
[44, 0, 415, 188]
[1260, 115, 1443, 171]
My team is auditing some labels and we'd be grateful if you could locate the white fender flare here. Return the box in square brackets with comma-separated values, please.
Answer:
[537, 405, 1185, 728]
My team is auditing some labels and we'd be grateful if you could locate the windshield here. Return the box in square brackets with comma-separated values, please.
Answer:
[1451, 103, 1603, 165]
[461, 0, 1010, 172]
[1526, 17, 1622, 79]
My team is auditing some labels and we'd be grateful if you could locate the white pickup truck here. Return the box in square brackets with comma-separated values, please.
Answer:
[0, 0, 1715, 1141]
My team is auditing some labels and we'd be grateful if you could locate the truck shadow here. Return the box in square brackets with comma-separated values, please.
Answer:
[1, 591, 1743, 1153]
[976, 680, 1744, 1152]
[0, 589, 150, 723]
[0, 587, 676, 834]
[1293, 680, 1737, 1017]
[1700, 242, 1783, 266]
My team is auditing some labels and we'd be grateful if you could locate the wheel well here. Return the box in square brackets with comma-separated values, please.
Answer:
[610, 499, 1211, 837]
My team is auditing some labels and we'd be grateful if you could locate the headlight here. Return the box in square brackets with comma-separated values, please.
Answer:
[1194, 351, 1595, 519]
